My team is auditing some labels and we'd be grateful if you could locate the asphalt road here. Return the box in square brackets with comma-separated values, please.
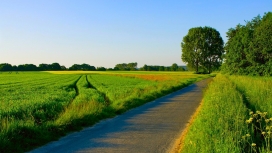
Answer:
[29, 78, 211, 153]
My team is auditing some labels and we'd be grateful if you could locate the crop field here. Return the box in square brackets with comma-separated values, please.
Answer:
[181, 74, 272, 153]
[0, 71, 209, 152]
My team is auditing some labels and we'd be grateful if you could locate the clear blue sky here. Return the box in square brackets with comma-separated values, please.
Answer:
[0, 0, 271, 68]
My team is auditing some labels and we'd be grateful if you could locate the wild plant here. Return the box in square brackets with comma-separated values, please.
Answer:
[241, 110, 272, 152]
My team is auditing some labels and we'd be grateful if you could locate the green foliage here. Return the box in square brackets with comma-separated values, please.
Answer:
[68, 63, 96, 71]
[0, 63, 13, 71]
[96, 67, 106, 71]
[222, 12, 272, 76]
[171, 63, 178, 71]
[181, 26, 224, 74]
[114, 62, 138, 71]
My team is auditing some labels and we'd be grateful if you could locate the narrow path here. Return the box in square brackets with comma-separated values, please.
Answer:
[29, 78, 212, 153]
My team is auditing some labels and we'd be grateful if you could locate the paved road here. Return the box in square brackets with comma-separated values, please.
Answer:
[29, 78, 211, 153]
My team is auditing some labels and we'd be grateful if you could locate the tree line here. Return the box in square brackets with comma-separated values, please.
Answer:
[139, 63, 185, 71]
[221, 12, 272, 76]
[0, 63, 98, 71]
[181, 11, 272, 75]
[0, 62, 186, 71]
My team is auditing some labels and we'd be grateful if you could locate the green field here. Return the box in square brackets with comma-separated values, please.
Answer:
[0, 71, 209, 153]
[181, 74, 272, 153]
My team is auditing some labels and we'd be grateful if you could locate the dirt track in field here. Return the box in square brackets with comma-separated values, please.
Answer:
[29, 78, 212, 153]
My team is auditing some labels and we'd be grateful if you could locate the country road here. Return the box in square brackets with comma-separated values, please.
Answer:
[29, 78, 212, 153]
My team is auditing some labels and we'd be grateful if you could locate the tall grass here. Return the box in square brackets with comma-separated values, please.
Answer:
[228, 75, 272, 152]
[181, 74, 249, 153]
[228, 75, 272, 116]
[181, 74, 272, 152]
[0, 74, 80, 152]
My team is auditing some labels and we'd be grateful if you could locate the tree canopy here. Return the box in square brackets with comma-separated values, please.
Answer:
[114, 62, 138, 71]
[181, 26, 224, 73]
[222, 12, 272, 76]
[68, 63, 96, 71]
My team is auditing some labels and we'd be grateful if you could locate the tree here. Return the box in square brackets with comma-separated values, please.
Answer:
[113, 66, 120, 70]
[68, 64, 96, 71]
[39, 64, 50, 71]
[114, 62, 137, 71]
[12, 65, 18, 71]
[159, 66, 165, 71]
[142, 64, 148, 71]
[80, 63, 96, 71]
[164, 67, 170, 71]
[222, 12, 272, 76]
[0, 63, 13, 71]
[50, 63, 62, 70]
[178, 66, 185, 71]
[171, 63, 178, 71]
[181, 26, 224, 73]
[127, 62, 138, 70]
[60, 65, 67, 70]
[97, 67, 106, 71]
[69, 64, 80, 70]
[17, 64, 38, 71]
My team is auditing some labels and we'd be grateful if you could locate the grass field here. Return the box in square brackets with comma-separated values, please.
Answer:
[181, 74, 272, 153]
[0, 71, 209, 153]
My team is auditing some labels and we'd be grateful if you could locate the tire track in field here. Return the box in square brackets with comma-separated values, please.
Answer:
[72, 75, 82, 99]
[86, 75, 111, 106]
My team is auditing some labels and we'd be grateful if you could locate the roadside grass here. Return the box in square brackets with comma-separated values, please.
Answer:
[228, 75, 272, 116]
[0, 71, 210, 152]
[181, 74, 249, 153]
[228, 75, 272, 152]
[181, 74, 272, 153]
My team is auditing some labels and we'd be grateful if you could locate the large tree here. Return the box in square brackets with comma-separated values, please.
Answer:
[181, 26, 224, 73]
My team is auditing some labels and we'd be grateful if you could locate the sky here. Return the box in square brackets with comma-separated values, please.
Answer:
[0, 0, 271, 68]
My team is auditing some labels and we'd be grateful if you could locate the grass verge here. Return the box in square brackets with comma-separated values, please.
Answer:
[181, 74, 249, 153]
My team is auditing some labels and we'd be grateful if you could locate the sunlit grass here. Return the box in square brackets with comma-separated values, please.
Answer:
[181, 74, 248, 153]
[181, 74, 272, 153]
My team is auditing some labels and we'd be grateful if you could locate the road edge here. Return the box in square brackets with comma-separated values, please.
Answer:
[169, 78, 213, 153]
[170, 99, 204, 153]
